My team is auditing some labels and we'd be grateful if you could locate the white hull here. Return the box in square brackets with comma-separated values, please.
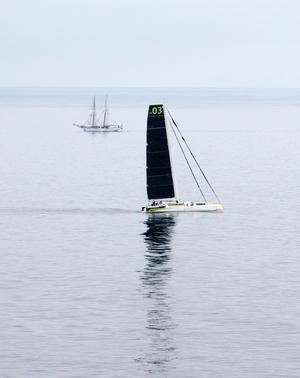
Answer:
[142, 202, 224, 213]
[83, 126, 122, 133]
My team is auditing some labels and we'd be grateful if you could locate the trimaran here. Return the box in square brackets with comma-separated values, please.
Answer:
[142, 104, 223, 213]
[73, 96, 123, 132]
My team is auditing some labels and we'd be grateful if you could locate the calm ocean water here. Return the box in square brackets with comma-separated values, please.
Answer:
[0, 87, 300, 377]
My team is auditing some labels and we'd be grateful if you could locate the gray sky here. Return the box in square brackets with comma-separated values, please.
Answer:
[1, 0, 300, 87]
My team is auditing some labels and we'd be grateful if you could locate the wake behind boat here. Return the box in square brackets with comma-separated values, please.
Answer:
[73, 96, 123, 132]
[142, 105, 223, 213]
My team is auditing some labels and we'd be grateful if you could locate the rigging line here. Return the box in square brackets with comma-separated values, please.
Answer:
[169, 120, 207, 203]
[166, 108, 221, 204]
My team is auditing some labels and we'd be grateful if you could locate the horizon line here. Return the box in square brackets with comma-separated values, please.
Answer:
[1, 86, 300, 90]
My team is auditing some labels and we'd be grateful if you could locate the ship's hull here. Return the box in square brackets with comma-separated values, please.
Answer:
[83, 127, 121, 132]
[73, 123, 122, 132]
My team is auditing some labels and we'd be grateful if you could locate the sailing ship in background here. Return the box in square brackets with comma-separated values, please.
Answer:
[73, 96, 123, 132]
[142, 104, 223, 213]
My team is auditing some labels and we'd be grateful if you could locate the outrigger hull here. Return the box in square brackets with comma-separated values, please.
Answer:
[143, 203, 224, 213]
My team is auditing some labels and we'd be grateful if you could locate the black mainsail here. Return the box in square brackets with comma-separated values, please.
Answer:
[146, 105, 175, 200]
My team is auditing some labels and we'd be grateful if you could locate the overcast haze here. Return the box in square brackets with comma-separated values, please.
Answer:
[1, 0, 300, 87]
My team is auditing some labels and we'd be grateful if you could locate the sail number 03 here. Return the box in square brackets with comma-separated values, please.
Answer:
[150, 106, 163, 115]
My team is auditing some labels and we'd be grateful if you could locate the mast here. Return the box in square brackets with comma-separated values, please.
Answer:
[103, 95, 108, 126]
[91, 96, 96, 127]
[146, 105, 175, 201]
[167, 119, 179, 200]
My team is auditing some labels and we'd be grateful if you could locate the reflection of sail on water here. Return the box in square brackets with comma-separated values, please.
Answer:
[139, 214, 177, 375]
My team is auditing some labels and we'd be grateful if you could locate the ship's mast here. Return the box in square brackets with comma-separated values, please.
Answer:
[91, 96, 96, 127]
[103, 95, 108, 126]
